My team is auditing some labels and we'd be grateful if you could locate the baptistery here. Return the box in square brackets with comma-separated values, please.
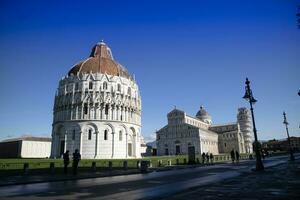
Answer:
[51, 41, 142, 159]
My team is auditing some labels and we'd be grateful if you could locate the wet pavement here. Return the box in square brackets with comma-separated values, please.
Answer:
[0, 155, 298, 200]
[162, 159, 300, 200]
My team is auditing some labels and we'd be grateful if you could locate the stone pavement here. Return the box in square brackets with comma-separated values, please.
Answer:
[162, 159, 300, 200]
[0, 168, 141, 186]
[0, 161, 232, 186]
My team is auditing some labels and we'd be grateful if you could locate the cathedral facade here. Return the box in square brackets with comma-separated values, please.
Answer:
[156, 107, 253, 156]
[51, 41, 142, 159]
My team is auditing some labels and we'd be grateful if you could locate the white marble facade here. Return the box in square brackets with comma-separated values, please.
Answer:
[156, 106, 253, 156]
[51, 41, 142, 159]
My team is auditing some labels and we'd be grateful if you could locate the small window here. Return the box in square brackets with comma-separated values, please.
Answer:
[117, 84, 121, 92]
[120, 115, 123, 121]
[103, 82, 107, 90]
[88, 129, 92, 140]
[119, 131, 122, 141]
[72, 130, 75, 140]
[84, 104, 88, 115]
[104, 130, 108, 140]
[224, 143, 227, 147]
[89, 82, 93, 89]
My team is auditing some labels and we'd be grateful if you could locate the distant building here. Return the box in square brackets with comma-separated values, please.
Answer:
[144, 141, 157, 156]
[262, 136, 300, 152]
[0, 136, 51, 158]
[156, 107, 253, 156]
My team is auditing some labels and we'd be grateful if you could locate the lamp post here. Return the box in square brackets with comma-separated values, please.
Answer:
[243, 78, 264, 171]
[298, 90, 300, 96]
[283, 111, 295, 161]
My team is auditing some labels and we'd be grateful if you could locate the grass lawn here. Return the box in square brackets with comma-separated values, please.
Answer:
[0, 153, 251, 171]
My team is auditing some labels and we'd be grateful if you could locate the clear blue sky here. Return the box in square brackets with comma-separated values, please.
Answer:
[0, 0, 299, 142]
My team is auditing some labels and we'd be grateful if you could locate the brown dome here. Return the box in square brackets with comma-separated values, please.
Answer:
[68, 41, 132, 79]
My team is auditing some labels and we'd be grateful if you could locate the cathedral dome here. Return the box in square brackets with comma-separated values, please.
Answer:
[68, 41, 132, 79]
[196, 106, 212, 124]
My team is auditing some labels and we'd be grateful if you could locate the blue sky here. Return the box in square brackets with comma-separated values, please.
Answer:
[0, 0, 299, 142]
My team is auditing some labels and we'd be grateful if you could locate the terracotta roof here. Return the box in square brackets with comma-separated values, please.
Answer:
[68, 41, 132, 79]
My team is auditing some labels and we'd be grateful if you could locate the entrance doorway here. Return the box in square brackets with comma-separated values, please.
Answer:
[175, 145, 181, 155]
[60, 140, 65, 157]
[188, 146, 195, 164]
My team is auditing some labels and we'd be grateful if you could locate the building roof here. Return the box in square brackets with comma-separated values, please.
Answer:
[68, 41, 132, 79]
[0, 136, 51, 143]
[210, 122, 237, 127]
[196, 106, 211, 120]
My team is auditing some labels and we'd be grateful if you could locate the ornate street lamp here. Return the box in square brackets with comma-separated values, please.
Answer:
[243, 78, 264, 171]
[283, 111, 295, 161]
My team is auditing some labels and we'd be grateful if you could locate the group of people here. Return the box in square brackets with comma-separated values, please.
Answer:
[230, 149, 240, 163]
[63, 149, 81, 175]
[201, 152, 214, 165]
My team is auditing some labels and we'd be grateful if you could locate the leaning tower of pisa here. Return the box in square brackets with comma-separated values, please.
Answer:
[237, 107, 253, 153]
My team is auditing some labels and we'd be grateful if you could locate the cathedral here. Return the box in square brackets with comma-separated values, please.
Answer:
[156, 107, 253, 156]
[51, 41, 142, 159]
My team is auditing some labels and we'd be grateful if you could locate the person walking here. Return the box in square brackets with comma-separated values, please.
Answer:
[230, 149, 235, 163]
[205, 152, 210, 164]
[72, 149, 81, 175]
[202, 152, 206, 164]
[235, 150, 240, 163]
[209, 153, 214, 165]
[63, 150, 70, 174]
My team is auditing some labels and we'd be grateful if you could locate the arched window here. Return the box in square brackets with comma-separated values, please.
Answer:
[104, 130, 108, 140]
[89, 82, 93, 89]
[84, 103, 88, 115]
[88, 129, 92, 140]
[103, 82, 107, 90]
[119, 130, 122, 141]
[117, 84, 121, 92]
[105, 105, 109, 115]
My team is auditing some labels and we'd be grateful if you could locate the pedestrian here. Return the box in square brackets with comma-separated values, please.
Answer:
[261, 150, 265, 160]
[72, 149, 81, 175]
[235, 151, 240, 163]
[206, 152, 210, 164]
[63, 150, 70, 174]
[202, 152, 206, 164]
[209, 153, 214, 165]
[230, 149, 235, 163]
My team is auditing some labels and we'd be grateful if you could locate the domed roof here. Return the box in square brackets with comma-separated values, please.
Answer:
[196, 106, 212, 124]
[196, 106, 209, 118]
[68, 41, 132, 79]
